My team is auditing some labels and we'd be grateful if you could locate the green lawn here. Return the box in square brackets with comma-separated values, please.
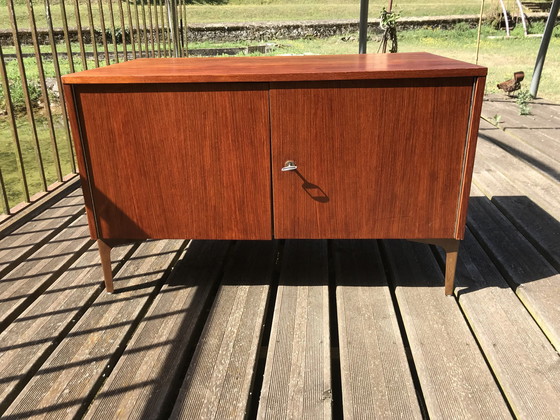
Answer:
[2, 0, 518, 28]
[0, 113, 74, 210]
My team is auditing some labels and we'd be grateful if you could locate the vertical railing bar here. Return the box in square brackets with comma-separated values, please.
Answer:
[73, 0, 88, 69]
[167, 0, 173, 55]
[140, 0, 149, 56]
[167, 0, 179, 57]
[178, 0, 183, 55]
[147, 0, 155, 57]
[45, 0, 76, 173]
[0, 45, 30, 202]
[182, 0, 188, 56]
[107, 0, 119, 63]
[140, 0, 150, 57]
[58, 0, 75, 73]
[166, 1, 174, 57]
[153, 0, 161, 57]
[6, 0, 48, 191]
[179, 0, 183, 56]
[165, 0, 172, 56]
[125, 0, 137, 59]
[96, 0, 111, 65]
[26, 0, 63, 182]
[160, 0, 168, 56]
[26, 0, 62, 182]
[117, 0, 128, 61]
[0, 168, 10, 215]
[85, 0, 100, 67]
[133, 0, 143, 57]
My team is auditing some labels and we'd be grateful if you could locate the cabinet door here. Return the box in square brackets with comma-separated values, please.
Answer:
[271, 78, 473, 239]
[75, 83, 271, 240]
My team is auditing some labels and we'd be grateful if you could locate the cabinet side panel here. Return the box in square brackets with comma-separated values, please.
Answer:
[455, 76, 486, 239]
[75, 83, 272, 240]
[271, 79, 473, 239]
[62, 84, 98, 239]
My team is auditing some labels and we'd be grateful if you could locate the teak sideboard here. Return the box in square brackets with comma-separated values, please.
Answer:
[62, 53, 487, 295]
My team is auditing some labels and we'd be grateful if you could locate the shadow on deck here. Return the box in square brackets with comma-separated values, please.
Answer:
[0, 95, 559, 419]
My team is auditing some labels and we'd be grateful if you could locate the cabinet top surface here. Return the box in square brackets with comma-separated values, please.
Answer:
[62, 52, 487, 84]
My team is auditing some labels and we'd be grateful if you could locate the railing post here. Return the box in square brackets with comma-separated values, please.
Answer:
[166, 0, 181, 57]
[530, 0, 560, 98]
[358, 0, 369, 54]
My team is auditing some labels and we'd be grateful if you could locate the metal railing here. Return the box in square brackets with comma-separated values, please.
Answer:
[0, 0, 188, 219]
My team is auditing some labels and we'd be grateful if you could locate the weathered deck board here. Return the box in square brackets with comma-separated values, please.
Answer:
[171, 241, 277, 420]
[84, 240, 231, 420]
[525, 100, 560, 124]
[257, 240, 331, 420]
[466, 185, 560, 351]
[0, 243, 134, 414]
[383, 240, 511, 420]
[0, 189, 84, 278]
[483, 99, 560, 130]
[482, 100, 560, 162]
[2, 240, 186, 419]
[0, 97, 559, 420]
[0, 215, 91, 331]
[334, 240, 421, 420]
[438, 228, 560, 419]
[474, 139, 560, 216]
[472, 169, 560, 272]
[477, 119, 560, 181]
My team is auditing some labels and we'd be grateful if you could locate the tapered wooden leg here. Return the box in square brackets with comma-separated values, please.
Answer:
[97, 239, 114, 293]
[409, 238, 460, 295]
[443, 241, 460, 296]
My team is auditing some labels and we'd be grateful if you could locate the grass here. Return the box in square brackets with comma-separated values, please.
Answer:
[1, 0, 525, 28]
[0, 112, 74, 210]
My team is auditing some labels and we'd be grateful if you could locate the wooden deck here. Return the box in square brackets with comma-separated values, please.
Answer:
[1, 95, 559, 419]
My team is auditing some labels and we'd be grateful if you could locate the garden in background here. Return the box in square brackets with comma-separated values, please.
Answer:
[1, 0, 559, 214]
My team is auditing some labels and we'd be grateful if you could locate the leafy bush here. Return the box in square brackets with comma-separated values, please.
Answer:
[454, 21, 471, 32]
[105, 27, 132, 44]
[1, 76, 42, 114]
[516, 90, 533, 115]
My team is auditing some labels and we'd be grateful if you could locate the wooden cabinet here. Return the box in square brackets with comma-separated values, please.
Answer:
[271, 78, 474, 239]
[70, 83, 271, 240]
[62, 53, 487, 294]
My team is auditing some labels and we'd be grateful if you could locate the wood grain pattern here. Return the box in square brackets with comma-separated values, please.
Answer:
[2, 239, 186, 419]
[440, 226, 560, 419]
[383, 240, 511, 419]
[467, 184, 560, 352]
[257, 240, 331, 420]
[334, 240, 421, 419]
[61, 53, 487, 85]
[74, 83, 272, 240]
[470, 149, 560, 272]
[84, 240, 230, 420]
[2, 93, 559, 418]
[481, 100, 560, 161]
[271, 78, 473, 239]
[474, 140, 560, 216]
[476, 118, 560, 182]
[171, 241, 276, 420]
[0, 188, 84, 278]
[455, 76, 486, 238]
[0, 215, 91, 332]
[62, 84, 98, 239]
[0, 243, 133, 413]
